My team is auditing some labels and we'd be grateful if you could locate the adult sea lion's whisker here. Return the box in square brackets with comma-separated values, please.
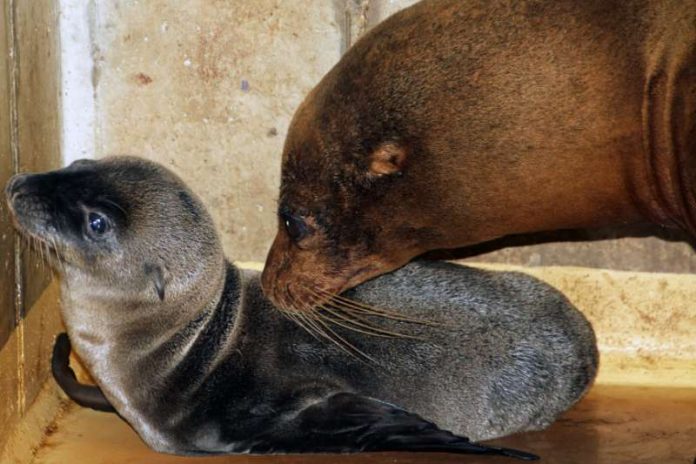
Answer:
[305, 287, 396, 318]
[303, 284, 410, 323]
[320, 303, 420, 339]
[290, 295, 371, 362]
[305, 287, 401, 330]
[290, 296, 325, 344]
[282, 290, 318, 338]
[312, 287, 412, 317]
[311, 286, 438, 325]
[290, 313, 322, 343]
[315, 306, 398, 339]
[311, 315, 377, 364]
[298, 312, 358, 360]
[302, 285, 417, 340]
[290, 293, 341, 348]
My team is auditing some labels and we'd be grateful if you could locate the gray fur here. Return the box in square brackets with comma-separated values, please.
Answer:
[5, 156, 598, 454]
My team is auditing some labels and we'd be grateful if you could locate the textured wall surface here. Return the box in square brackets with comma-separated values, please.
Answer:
[91, 1, 342, 261]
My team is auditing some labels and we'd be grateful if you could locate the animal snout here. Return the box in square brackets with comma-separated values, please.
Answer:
[5, 173, 30, 200]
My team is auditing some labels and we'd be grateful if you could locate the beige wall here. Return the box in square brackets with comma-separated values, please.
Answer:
[90, 1, 343, 261]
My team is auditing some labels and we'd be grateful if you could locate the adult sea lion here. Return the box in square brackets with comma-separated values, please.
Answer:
[261, 0, 696, 312]
[6, 156, 597, 457]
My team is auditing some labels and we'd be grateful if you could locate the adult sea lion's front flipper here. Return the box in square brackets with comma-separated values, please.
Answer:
[241, 392, 538, 460]
[52, 333, 116, 413]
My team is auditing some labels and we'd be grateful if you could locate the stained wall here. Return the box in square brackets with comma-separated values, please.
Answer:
[89, 1, 343, 261]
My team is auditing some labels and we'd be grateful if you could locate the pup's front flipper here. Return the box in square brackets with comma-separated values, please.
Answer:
[241, 392, 538, 460]
[52, 332, 116, 413]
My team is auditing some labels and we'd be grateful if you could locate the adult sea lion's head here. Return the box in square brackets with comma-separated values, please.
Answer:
[261, 76, 446, 313]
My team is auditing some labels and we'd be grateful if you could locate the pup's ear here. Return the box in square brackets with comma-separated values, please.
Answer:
[144, 263, 166, 301]
[368, 142, 407, 177]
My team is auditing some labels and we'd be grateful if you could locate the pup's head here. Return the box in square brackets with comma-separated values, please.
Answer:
[5, 156, 224, 306]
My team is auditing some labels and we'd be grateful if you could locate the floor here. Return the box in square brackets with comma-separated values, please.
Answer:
[30, 385, 696, 464]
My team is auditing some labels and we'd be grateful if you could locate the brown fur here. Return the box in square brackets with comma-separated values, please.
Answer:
[262, 0, 696, 312]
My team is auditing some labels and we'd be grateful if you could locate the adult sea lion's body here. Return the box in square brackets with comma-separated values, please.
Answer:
[6, 157, 596, 457]
[261, 0, 696, 312]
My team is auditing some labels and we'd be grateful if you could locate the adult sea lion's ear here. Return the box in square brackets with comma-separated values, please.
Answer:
[368, 141, 407, 177]
[144, 263, 166, 301]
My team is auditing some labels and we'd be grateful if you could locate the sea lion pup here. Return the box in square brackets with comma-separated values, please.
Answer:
[261, 0, 696, 312]
[6, 157, 597, 457]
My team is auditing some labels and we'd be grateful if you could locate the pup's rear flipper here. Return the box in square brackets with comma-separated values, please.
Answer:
[52, 332, 116, 413]
[241, 392, 538, 460]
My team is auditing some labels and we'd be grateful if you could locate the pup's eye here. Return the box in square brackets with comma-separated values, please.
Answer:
[280, 211, 308, 242]
[87, 212, 109, 236]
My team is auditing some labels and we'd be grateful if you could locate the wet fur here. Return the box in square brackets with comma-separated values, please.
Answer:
[6, 157, 597, 456]
[262, 0, 696, 311]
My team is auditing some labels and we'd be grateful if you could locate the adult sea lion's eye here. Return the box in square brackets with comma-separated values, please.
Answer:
[281, 212, 308, 242]
[87, 212, 109, 236]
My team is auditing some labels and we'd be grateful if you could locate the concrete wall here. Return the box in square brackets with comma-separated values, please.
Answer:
[84, 1, 343, 261]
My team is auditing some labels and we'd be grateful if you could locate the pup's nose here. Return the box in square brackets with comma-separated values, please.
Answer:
[5, 173, 30, 199]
